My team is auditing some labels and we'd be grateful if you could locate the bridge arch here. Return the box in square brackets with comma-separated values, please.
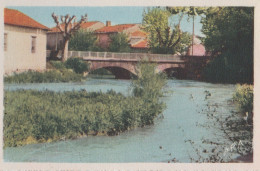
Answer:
[89, 61, 137, 79]
[156, 63, 187, 79]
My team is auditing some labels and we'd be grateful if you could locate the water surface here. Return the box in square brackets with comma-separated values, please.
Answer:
[4, 79, 239, 162]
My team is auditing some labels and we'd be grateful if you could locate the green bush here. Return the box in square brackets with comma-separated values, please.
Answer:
[233, 84, 253, 114]
[50, 61, 66, 70]
[65, 58, 89, 74]
[108, 32, 131, 52]
[131, 60, 167, 125]
[68, 29, 98, 51]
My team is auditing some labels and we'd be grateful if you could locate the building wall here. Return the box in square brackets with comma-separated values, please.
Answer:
[96, 24, 141, 50]
[47, 32, 64, 50]
[4, 24, 47, 74]
[47, 22, 104, 51]
[96, 33, 112, 49]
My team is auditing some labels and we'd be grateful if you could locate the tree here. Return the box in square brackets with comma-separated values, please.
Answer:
[142, 7, 204, 54]
[108, 32, 131, 52]
[166, 7, 207, 55]
[142, 8, 181, 54]
[201, 7, 254, 83]
[52, 13, 87, 62]
[68, 29, 97, 51]
[174, 31, 192, 54]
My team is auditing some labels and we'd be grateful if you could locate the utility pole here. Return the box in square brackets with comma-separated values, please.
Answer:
[192, 15, 195, 56]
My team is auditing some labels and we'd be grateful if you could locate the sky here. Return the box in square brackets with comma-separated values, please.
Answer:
[7, 6, 204, 37]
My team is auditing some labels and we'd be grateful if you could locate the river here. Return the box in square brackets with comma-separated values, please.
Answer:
[4, 79, 242, 162]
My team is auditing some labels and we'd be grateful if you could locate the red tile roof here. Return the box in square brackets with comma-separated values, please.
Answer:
[131, 39, 148, 49]
[131, 30, 147, 37]
[49, 21, 100, 32]
[95, 24, 137, 33]
[4, 8, 49, 30]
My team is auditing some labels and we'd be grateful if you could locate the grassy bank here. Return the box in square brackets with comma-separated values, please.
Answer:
[4, 58, 88, 84]
[4, 61, 167, 147]
[4, 70, 84, 83]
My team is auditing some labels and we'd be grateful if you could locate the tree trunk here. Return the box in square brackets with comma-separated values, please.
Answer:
[62, 39, 69, 62]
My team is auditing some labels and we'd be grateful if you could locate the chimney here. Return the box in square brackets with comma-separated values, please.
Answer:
[106, 21, 111, 27]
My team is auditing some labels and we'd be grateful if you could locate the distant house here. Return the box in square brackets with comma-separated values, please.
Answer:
[130, 30, 148, 52]
[186, 36, 207, 56]
[4, 8, 50, 74]
[130, 39, 148, 53]
[47, 21, 104, 51]
[95, 21, 147, 50]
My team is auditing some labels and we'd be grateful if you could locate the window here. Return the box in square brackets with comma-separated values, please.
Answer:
[31, 36, 36, 53]
[4, 33, 7, 51]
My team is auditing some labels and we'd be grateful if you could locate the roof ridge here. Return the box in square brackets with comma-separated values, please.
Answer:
[4, 8, 49, 30]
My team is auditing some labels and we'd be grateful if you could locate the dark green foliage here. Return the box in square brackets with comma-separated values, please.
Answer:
[4, 62, 167, 147]
[202, 7, 254, 83]
[68, 29, 98, 51]
[65, 58, 89, 74]
[108, 33, 131, 52]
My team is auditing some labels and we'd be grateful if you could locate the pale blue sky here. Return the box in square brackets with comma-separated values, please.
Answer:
[7, 6, 204, 36]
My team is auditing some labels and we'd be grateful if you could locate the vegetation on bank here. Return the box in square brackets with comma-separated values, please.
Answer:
[4, 61, 167, 147]
[201, 7, 253, 84]
[233, 84, 253, 122]
[4, 58, 89, 83]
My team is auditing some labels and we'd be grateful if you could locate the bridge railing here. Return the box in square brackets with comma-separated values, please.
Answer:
[47, 50, 209, 62]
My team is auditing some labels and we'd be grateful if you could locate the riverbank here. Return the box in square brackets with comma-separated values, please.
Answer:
[186, 85, 254, 163]
[4, 59, 88, 84]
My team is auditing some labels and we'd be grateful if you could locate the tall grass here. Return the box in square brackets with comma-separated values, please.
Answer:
[4, 61, 167, 147]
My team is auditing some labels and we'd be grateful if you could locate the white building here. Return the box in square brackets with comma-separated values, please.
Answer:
[4, 8, 49, 74]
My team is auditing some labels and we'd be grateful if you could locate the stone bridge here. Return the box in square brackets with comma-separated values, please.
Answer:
[47, 51, 212, 79]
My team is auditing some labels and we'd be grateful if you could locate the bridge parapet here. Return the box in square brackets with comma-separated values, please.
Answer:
[47, 50, 187, 62]
[47, 50, 211, 63]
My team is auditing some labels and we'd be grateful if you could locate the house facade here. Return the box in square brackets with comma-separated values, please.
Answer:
[186, 36, 207, 56]
[47, 21, 104, 51]
[4, 8, 49, 74]
[129, 30, 148, 52]
[95, 21, 147, 50]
